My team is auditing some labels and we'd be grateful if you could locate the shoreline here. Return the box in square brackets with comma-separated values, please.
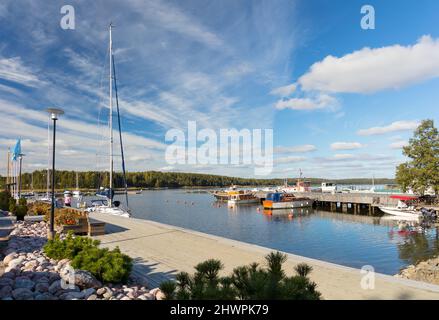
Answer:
[90, 212, 439, 299]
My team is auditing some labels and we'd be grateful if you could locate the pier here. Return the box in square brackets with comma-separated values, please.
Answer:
[90, 212, 439, 299]
[255, 191, 401, 215]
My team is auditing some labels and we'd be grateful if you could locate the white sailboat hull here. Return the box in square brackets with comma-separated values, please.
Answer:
[88, 205, 131, 218]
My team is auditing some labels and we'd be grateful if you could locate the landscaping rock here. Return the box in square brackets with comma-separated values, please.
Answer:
[12, 288, 34, 300]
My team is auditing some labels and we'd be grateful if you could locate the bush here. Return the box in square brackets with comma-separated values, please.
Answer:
[72, 246, 132, 283]
[44, 232, 100, 260]
[160, 252, 321, 300]
[43, 233, 132, 283]
[8, 198, 16, 215]
[0, 191, 12, 211]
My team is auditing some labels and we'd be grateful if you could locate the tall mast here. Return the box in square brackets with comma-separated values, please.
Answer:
[109, 24, 114, 207]
[47, 118, 50, 198]
[6, 148, 10, 193]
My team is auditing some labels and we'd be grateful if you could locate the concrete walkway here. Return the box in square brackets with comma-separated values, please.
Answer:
[90, 212, 439, 300]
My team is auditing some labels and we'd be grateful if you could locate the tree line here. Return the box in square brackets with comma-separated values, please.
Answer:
[0, 170, 395, 191]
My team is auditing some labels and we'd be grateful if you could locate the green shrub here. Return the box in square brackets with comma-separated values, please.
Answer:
[44, 232, 100, 260]
[8, 198, 16, 214]
[160, 251, 321, 300]
[0, 191, 12, 211]
[72, 246, 132, 283]
[43, 233, 132, 283]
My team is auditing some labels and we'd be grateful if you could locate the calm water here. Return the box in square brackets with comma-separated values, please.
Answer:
[91, 189, 439, 275]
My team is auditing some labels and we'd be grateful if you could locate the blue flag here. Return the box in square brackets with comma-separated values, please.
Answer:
[12, 139, 21, 161]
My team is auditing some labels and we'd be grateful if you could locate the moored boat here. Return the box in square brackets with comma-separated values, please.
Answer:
[379, 195, 421, 218]
[263, 192, 312, 210]
[227, 192, 259, 205]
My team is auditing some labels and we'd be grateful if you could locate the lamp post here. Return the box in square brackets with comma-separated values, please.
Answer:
[18, 153, 25, 199]
[46, 108, 64, 240]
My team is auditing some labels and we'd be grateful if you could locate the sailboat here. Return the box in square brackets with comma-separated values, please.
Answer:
[87, 24, 130, 218]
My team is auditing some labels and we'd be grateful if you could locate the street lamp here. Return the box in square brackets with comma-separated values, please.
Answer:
[18, 153, 25, 199]
[46, 107, 64, 240]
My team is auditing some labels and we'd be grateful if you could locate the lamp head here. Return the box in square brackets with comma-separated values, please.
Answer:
[46, 108, 64, 120]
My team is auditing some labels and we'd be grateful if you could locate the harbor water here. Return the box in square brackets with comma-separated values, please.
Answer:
[86, 189, 439, 275]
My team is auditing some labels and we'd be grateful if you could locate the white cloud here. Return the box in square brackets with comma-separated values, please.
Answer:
[390, 140, 409, 149]
[275, 156, 306, 164]
[275, 93, 338, 111]
[299, 35, 439, 93]
[0, 56, 40, 87]
[357, 120, 419, 136]
[270, 83, 297, 97]
[330, 142, 363, 150]
[274, 145, 316, 153]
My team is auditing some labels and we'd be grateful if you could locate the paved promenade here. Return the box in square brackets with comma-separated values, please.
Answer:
[90, 212, 439, 299]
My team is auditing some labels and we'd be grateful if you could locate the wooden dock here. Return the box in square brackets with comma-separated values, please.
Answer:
[254, 192, 401, 215]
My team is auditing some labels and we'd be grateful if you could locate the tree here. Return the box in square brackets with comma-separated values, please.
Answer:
[396, 120, 439, 195]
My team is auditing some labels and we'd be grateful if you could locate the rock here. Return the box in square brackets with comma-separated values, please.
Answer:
[0, 277, 14, 287]
[35, 282, 49, 293]
[155, 289, 166, 300]
[12, 288, 34, 300]
[149, 288, 160, 296]
[142, 293, 155, 300]
[120, 296, 131, 300]
[23, 260, 38, 270]
[0, 285, 12, 299]
[103, 291, 113, 299]
[60, 269, 102, 289]
[14, 277, 35, 290]
[35, 293, 57, 300]
[8, 256, 25, 269]
[82, 288, 96, 299]
[59, 291, 85, 300]
[96, 288, 106, 296]
[48, 280, 62, 294]
[398, 257, 439, 285]
[87, 294, 97, 300]
[3, 253, 17, 265]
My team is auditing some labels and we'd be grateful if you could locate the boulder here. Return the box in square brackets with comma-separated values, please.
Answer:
[14, 277, 35, 290]
[12, 288, 34, 300]
[60, 269, 102, 289]
[82, 288, 96, 299]
[3, 253, 17, 265]
[8, 256, 25, 269]
[0, 285, 12, 299]
[35, 293, 57, 300]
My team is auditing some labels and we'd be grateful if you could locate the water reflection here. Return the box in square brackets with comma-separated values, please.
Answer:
[79, 190, 439, 274]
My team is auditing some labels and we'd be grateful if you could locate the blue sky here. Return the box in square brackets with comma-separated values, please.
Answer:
[0, 0, 438, 179]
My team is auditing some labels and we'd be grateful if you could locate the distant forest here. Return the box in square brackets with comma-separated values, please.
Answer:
[0, 170, 396, 191]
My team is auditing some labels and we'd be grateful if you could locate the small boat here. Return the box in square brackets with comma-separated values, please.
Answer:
[211, 185, 241, 201]
[87, 199, 130, 218]
[379, 195, 421, 218]
[279, 170, 312, 193]
[227, 192, 259, 205]
[321, 182, 337, 193]
[263, 192, 312, 210]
